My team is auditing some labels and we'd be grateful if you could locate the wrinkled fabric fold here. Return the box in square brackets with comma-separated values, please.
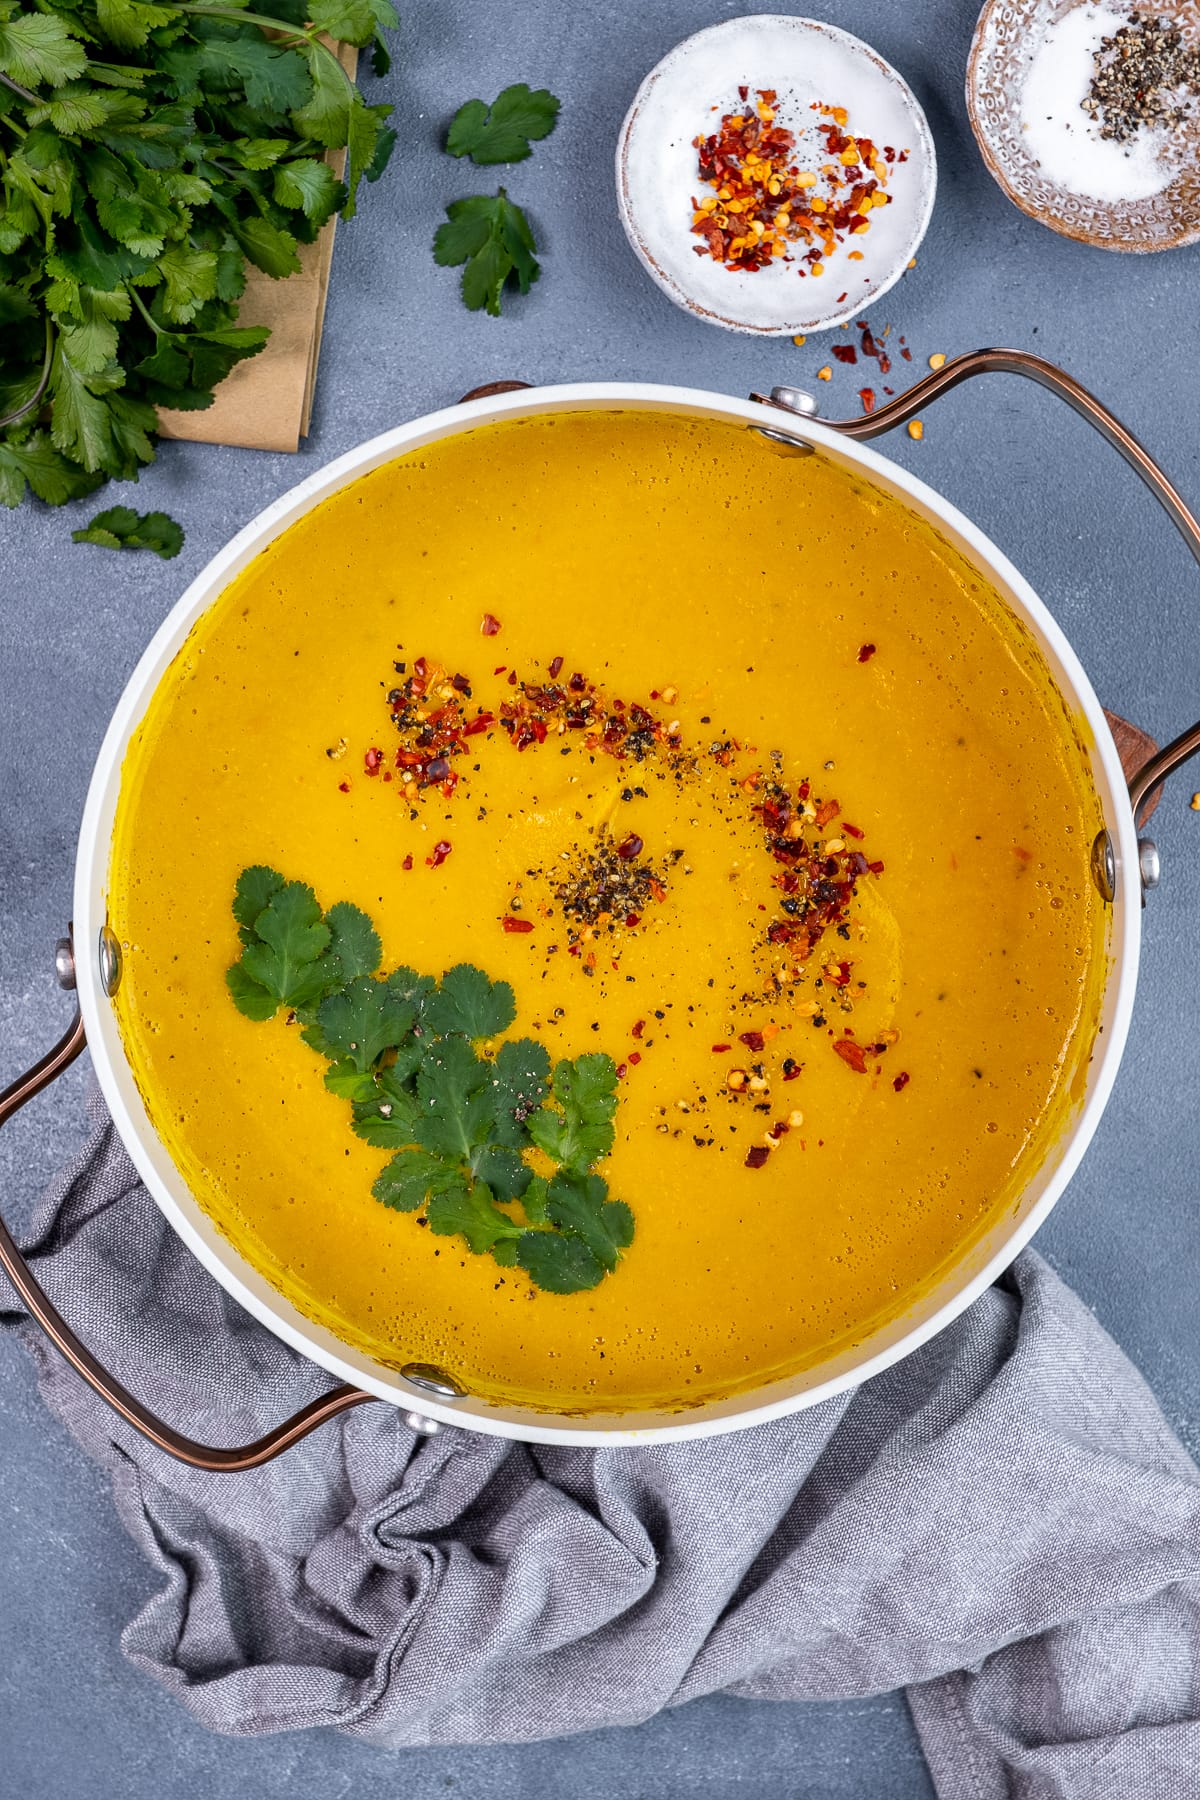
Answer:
[4, 1093, 1200, 1794]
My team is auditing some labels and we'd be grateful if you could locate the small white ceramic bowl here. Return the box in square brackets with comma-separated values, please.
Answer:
[616, 14, 937, 335]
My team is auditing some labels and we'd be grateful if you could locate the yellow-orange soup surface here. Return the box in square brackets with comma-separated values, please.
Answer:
[109, 409, 1105, 1414]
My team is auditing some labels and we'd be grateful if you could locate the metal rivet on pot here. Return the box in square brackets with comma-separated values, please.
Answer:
[97, 924, 123, 997]
[748, 385, 819, 454]
[1089, 829, 1116, 903]
[1138, 837, 1161, 891]
[55, 937, 76, 992]
[400, 1362, 467, 1400]
[405, 1412, 441, 1436]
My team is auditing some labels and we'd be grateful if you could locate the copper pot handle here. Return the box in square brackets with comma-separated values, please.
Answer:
[753, 347, 1200, 879]
[0, 971, 374, 1471]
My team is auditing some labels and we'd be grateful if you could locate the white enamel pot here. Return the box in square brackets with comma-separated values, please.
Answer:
[4, 353, 1198, 1465]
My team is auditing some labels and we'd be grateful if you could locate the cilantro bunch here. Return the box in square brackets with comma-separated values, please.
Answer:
[227, 867, 635, 1295]
[0, 0, 397, 508]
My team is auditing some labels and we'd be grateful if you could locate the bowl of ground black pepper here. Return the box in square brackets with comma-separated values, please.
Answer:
[968, 0, 1200, 249]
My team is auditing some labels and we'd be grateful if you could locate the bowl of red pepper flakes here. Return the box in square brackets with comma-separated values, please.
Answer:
[616, 14, 936, 334]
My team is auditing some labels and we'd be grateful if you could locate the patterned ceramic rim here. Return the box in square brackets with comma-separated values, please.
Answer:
[966, 0, 1200, 253]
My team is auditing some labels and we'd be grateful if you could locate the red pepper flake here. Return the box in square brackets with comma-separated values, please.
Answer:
[1013, 845, 1033, 863]
[744, 1145, 770, 1170]
[402, 854, 413, 871]
[858, 387, 876, 414]
[893, 1070, 910, 1092]
[832, 343, 858, 364]
[426, 840, 452, 868]
[814, 797, 840, 828]
[781, 1058, 802, 1081]
[616, 833, 644, 860]
[739, 1029, 765, 1052]
[900, 346, 912, 361]
[624, 912, 641, 928]
[711, 1043, 731, 1054]
[868, 859, 885, 874]
[833, 1038, 868, 1073]
[502, 915, 534, 933]
[337, 780, 351, 793]
[615, 1062, 627, 1079]
[631, 1019, 646, 1039]
[691, 97, 895, 274]
[364, 746, 383, 775]
[628, 1051, 642, 1066]
[857, 643, 876, 663]
[842, 821, 864, 839]
[548, 654, 564, 678]
[481, 613, 501, 636]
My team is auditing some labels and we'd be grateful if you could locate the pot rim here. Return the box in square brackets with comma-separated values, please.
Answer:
[73, 381, 1142, 1444]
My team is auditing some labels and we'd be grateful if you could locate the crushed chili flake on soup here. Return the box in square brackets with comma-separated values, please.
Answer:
[108, 408, 1106, 1417]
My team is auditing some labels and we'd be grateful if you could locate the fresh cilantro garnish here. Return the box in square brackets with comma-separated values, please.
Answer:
[226, 868, 635, 1294]
[432, 188, 539, 317]
[421, 962, 515, 1039]
[71, 504, 183, 558]
[0, 0, 397, 512]
[527, 1053, 618, 1174]
[446, 83, 560, 165]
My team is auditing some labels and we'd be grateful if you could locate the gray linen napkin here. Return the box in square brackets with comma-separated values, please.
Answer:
[4, 1090, 1200, 1798]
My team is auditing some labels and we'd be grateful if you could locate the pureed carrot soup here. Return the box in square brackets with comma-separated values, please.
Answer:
[109, 408, 1105, 1414]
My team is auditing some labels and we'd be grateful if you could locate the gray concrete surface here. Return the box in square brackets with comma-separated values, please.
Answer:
[3, 0, 1199, 1791]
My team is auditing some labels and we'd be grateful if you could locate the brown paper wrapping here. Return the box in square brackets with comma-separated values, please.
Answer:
[158, 45, 356, 455]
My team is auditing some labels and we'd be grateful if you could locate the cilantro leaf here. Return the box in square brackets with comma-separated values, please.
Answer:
[372, 1148, 459, 1212]
[487, 1036, 551, 1146]
[324, 1059, 380, 1101]
[315, 975, 417, 1072]
[521, 1172, 551, 1224]
[545, 1172, 634, 1273]
[272, 156, 343, 228]
[471, 1142, 531, 1202]
[0, 16, 89, 88]
[0, 432, 104, 509]
[527, 1053, 618, 1173]
[237, 880, 335, 1009]
[412, 1035, 494, 1159]
[516, 1230, 605, 1295]
[233, 865, 284, 935]
[426, 1181, 522, 1255]
[422, 963, 516, 1039]
[325, 900, 381, 981]
[226, 961, 277, 1021]
[446, 84, 560, 166]
[71, 505, 184, 559]
[307, 0, 398, 48]
[433, 188, 540, 318]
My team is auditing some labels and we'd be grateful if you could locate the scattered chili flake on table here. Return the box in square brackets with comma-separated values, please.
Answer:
[907, 420, 923, 441]
[690, 94, 894, 275]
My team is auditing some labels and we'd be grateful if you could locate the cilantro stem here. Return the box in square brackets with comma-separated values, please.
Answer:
[126, 285, 164, 336]
[0, 71, 38, 106]
[0, 317, 53, 431]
